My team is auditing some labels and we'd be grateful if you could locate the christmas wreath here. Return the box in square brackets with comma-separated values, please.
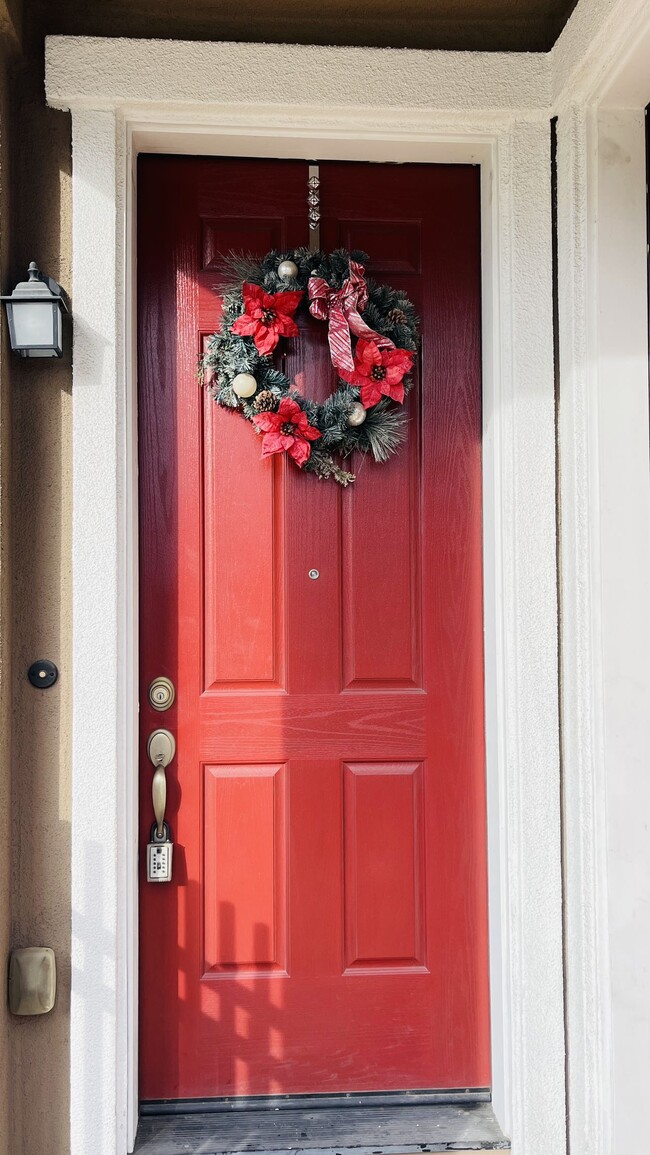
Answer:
[202, 248, 419, 486]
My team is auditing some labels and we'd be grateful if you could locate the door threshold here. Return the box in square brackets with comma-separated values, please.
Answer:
[133, 1098, 509, 1154]
[140, 1091, 492, 1116]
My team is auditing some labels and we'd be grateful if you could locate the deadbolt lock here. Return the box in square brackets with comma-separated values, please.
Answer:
[149, 676, 175, 712]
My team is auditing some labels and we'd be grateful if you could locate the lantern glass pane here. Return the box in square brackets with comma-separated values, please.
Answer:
[50, 307, 62, 357]
[10, 300, 56, 351]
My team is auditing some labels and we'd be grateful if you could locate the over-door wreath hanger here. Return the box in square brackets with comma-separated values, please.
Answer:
[202, 247, 419, 487]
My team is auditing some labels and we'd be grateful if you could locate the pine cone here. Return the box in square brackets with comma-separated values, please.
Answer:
[387, 306, 408, 327]
[253, 389, 278, 413]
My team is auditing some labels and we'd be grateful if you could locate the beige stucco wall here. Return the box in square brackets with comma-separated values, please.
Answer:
[0, 41, 13, 1155]
[7, 40, 73, 1155]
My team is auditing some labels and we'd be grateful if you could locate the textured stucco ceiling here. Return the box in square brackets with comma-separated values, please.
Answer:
[34, 0, 578, 54]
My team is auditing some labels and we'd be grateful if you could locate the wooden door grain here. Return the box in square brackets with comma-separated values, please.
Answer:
[138, 156, 489, 1100]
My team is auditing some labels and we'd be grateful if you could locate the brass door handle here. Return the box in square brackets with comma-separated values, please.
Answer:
[147, 729, 175, 837]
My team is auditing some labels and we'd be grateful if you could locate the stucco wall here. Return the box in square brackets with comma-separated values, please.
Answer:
[8, 48, 72, 1155]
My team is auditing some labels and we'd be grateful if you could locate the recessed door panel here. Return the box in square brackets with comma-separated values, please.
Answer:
[341, 419, 421, 690]
[203, 763, 287, 975]
[339, 219, 422, 274]
[203, 393, 285, 691]
[202, 219, 284, 270]
[343, 762, 426, 971]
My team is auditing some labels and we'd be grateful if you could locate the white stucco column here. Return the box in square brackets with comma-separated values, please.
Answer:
[70, 106, 135, 1155]
[555, 11, 650, 1152]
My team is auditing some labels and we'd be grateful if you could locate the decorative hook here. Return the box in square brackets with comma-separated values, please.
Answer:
[308, 164, 320, 252]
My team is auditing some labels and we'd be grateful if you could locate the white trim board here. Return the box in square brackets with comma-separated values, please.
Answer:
[554, 26, 650, 1155]
[45, 38, 552, 113]
[45, 2, 650, 1152]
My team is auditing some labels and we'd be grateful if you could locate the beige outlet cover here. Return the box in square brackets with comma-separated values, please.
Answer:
[8, 947, 56, 1015]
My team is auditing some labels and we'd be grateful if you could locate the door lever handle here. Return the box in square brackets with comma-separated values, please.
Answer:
[147, 729, 176, 837]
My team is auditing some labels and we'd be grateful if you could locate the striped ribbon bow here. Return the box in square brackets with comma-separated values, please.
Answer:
[307, 260, 395, 378]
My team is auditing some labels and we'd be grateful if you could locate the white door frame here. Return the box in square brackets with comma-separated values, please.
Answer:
[43, 2, 650, 1151]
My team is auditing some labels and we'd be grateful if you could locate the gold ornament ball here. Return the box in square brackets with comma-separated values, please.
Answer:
[348, 402, 367, 426]
[231, 372, 258, 399]
[277, 259, 299, 280]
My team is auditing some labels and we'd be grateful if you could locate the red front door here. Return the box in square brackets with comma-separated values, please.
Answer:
[138, 157, 489, 1102]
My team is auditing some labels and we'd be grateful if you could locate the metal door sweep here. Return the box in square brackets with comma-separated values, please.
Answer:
[133, 1094, 509, 1155]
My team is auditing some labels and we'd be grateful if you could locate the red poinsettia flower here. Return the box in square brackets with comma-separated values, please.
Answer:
[254, 397, 321, 467]
[231, 283, 302, 355]
[347, 338, 414, 408]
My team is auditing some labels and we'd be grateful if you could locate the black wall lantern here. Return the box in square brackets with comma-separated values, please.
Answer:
[1, 262, 69, 358]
